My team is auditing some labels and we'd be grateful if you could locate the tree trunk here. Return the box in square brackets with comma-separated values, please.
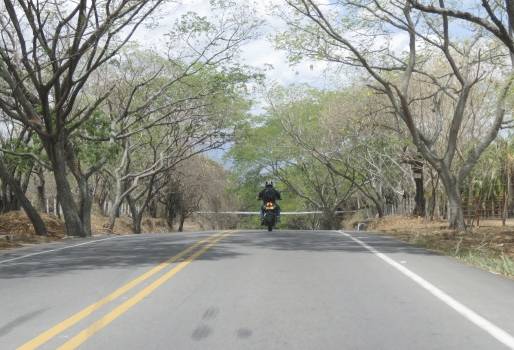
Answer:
[166, 216, 174, 230]
[127, 195, 142, 234]
[320, 209, 337, 230]
[35, 168, 46, 212]
[0, 178, 21, 212]
[96, 195, 107, 216]
[0, 182, 7, 212]
[375, 201, 384, 218]
[148, 200, 158, 218]
[504, 157, 511, 226]
[502, 193, 508, 226]
[442, 175, 466, 231]
[178, 212, 185, 232]
[509, 161, 514, 215]
[429, 173, 439, 221]
[0, 159, 47, 236]
[20, 167, 32, 193]
[77, 177, 93, 236]
[132, 214, 142, 234]
[107, 197, 123, 233]
[166, 201, 174, 230]
[412, 158, 426, 217]
[48, 142, 87, 237]
[106, 172, 131, 231]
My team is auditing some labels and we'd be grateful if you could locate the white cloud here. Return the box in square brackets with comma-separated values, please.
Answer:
[133, 0, 334, 90]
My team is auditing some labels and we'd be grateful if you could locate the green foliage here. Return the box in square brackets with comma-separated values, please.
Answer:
[230, 87, 355, 222]
[1, 137, 46, 173]
[75, 111, 121, 168]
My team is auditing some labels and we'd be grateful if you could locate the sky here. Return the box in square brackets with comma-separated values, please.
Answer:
[133, 0, 333, 98]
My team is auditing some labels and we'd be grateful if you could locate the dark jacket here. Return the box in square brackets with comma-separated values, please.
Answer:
[258, 187, 281, 203]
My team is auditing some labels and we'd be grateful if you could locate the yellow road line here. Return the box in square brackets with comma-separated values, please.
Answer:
[17, 231, 226, 350]
[57, 231, 232, 350]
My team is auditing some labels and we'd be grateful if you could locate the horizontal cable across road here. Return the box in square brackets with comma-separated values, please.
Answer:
[195, 210, 358, 215]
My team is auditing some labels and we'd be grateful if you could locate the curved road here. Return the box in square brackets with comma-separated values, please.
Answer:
[1, 230, 513, 349]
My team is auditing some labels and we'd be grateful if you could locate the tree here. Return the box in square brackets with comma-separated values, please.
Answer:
[409, 1, 514, 63]
[273, 85, 411, 219]
[230, 100, 356, 230]
[0, 116, 47, 235]
[278, 0, 513, 230]
[0, 0, 165, 236]
[0, 158, 47, 235]
[98, 48, 253, 232]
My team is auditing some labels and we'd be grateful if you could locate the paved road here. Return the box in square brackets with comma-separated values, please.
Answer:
[1, 230, 514, 350]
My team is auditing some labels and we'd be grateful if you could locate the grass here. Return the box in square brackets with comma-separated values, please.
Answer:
[371, 216, 514, 278]
[415, 235, 514, 277]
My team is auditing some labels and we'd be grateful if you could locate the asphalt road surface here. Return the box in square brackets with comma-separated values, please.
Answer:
[1, 230, 514, 350]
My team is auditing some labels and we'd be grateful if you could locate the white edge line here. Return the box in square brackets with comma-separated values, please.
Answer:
[0, 236, 123, 265]
[339, 230, 514, 350]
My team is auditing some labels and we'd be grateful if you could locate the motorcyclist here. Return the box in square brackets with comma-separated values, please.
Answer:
[258, 181, 281, 224]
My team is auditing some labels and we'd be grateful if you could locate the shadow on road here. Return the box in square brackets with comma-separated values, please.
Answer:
[0, 230, 435, 279]
[226, 230, 436, 256]
[0, 234, 242, 279]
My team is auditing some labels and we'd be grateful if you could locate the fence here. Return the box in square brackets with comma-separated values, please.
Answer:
[462, 197, 511, 220]
[383, 198, 416, 216]
[379, 196, 513, 225]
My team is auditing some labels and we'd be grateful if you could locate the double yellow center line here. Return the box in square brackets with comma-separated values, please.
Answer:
[18, 231, 231, 350]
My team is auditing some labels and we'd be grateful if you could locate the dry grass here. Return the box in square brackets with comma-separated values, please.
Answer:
[371, 216, 514, 277]
[0, 211, 206, 250]
[91, 216, 201, 234]
[0, 211, 65, 248]
[91, 215, 136, 235]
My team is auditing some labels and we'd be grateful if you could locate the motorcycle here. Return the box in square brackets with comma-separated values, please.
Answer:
[262, 201, 277, 232]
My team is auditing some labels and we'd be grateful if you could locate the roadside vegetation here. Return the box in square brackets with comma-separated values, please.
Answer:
[368, 216, 514, 278]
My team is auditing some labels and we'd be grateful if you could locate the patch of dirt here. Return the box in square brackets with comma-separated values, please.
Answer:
[180, 220, 203, 232]
[0, 211, 65, 249]
[91, 215, 134, 235]
[141, 217, 169, 233]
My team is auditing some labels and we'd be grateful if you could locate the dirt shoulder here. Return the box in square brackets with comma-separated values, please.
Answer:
[0, 211, 65, 249]
[0, 211, 182, 250]
[368, 216, 514, 278]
